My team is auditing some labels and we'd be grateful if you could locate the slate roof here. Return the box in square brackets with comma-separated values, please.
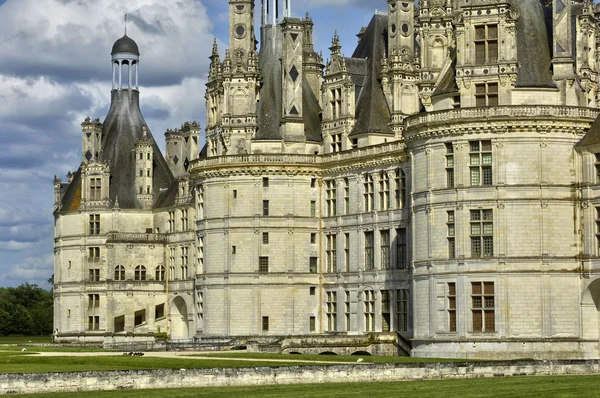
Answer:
[349, 14, 392, 136]
[112, 35, 140, 55]
[577, 113, 600, 147]
[515, 0, 554, 87]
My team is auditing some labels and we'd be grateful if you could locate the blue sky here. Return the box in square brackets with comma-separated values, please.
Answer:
[0, 0, 386, 287]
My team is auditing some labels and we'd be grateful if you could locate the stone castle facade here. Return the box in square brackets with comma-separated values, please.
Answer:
[53, 0, 600, 359]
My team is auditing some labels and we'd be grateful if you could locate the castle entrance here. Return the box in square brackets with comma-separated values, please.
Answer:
[170, 296, 189, 340]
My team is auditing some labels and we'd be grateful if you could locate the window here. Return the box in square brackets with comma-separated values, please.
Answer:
[446, 143, 454, 188]
[114, 315, 125, 332]
[310, 316, 316, 332]
[474, 24, 498, 65]
[326, 234, 337, 273]
[134, 265, 147, 281]
[596, 207, 600, 254]
[169, 247, 176, 279]
[262, 177, 269, 187]
[470, 209, 493, 257]
[310, 233, 317, 244]
[326, 180, 337, 217]
[90, 178, 101, 201]
[198, 236, 204, 271]
[472, 282, 495, 332]
[395, 169, 406, 208]
[381, 290, 391, 332]
[595, 154, 600, 183]
[448, 283, 457, 332]
[344, 178, 350, 214]
[364, 232, 374, 270]
[470, 140, 492, 186]
[232, 246, 236, 254]
[352, 138, 358, 150]
[114, 265, 125, 281]
[233, 190, 237, 198]
[310, 286, 316, 296]
[330, 87, 342, 120]
[363, 174, 374, 212]
[331, 133, 343, 153]
[397, 289, 409, 332]
[88, 247, 100, 260]
[259, 257, 269, 273]
[311, 178, 317, 188]
[88, 316, 100, 331]
[380, 230, 390, 270]
[344, 233, 350, 272]
[379, 171, 390, 210]
[88, 294, 100, 309]
[89, 214, 100, 235]
[345, 291, 351, 331]
[181, 209, 188, 231]
[262, 316, 269, 331]
[310, 257, 318, 273]
[168, 211, 175, 233]
[448, 211, 456, 259]
[396, 229, 407, 269]
[134, 309, 146, 327]
[155, 304, 165, 319]
[326, 292, 337, 332]
[310, 200, 316, 217]
[181, 246, 188, 279]
[263, 200, 269, 216]
[262, 232, 269, 244]
[89, 269, 100, 282]
[139, 169, 143, 177]
[155, 265, 165, 281]
[364, 290, 375, 332]
[475, 83, 498, 107]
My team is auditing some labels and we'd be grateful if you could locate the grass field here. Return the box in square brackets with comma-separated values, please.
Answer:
[11, 375, 600, 398]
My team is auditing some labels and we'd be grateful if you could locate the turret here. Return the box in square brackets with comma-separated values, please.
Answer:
[135, 125, 154, 209]
[302, 13, 324, 100]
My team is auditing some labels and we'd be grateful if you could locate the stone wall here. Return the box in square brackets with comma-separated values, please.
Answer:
[2, 361, 600, 395]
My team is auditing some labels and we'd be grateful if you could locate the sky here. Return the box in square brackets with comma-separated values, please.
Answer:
[0, 0, 386, 288]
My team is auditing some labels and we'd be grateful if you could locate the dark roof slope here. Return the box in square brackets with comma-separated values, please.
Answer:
[350, 14, 391, 136]
[515, 0, 554, 87]
[257, 26, 283, 140]
[577, 113, 600, 147]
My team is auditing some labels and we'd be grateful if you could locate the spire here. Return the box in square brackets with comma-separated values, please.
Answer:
[124, 13, 128, 36]
[330, 31, 342, 57]
[211, 39, 219, 59]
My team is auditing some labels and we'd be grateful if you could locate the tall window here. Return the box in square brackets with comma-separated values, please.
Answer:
[364, 232, 374, 270]
[263, 200, 269, 216]
[397, 289, 409, 332]
[263, 232, 269, 244]
[90, 178, 101, 201]
[345, 290, 351, 331]
[395, 169, 407, 208]
[475, 83, 498, 107]
[262, 316, 269, 331]
[88, 316, 100, 331]
[310, 200, 316, 217]
[330, 87, 342, 119]
[326, 291, 337, 332]
[310, 316, 316, 332]
[88, 247, 100, 260]
[134, 265, 146, 281]
[310, 257, 318, 273]
[181, 209, 188, 231]
[448, 283, 457, 332]
[379, 171, 390, 210]
[88, 294, 100, 308]
[380, 230, 390, 270]
[344, 178, 350, 214]
[381, 290, 391, 332]
[331, 133, 343, 153]
[364, 174, 374, 212]
[344, 233, 350, 272]
[595, 154, 600, 183]
[364, 290, 375, 332]
[89, 214, 100, 235]
[472, 282, 495, 332]
[181, 246, 189, 279]
[89, 269, 100, 282]
[168, 211, 176, 233]
[470, 140, 492, 186]
[448, 211, 456, 259]
[155, 265, 165, 281]
[446, 143, 454, 188]
[474, 24, 498, 65]
[114, 265, 125, 281]
[134, 309, 146, 327]
[262, 177, 269, 187]
[470, 209, 493, 257]
[259, 257, 269, 273]
[169, 247, 176, 279]
[198, 236, 204, 271]
[326, 234, 337, 273]
[326, 180, 337, 217]
[596, 207, 600, 254]
[396, 228, 407, 269]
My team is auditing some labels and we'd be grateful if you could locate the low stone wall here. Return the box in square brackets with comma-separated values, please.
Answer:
[2, 360, 600, 395]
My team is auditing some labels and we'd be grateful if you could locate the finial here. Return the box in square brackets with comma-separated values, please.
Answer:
[124, 14, 128, 36]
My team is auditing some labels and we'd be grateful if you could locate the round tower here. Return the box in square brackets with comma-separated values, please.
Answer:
[111, 34, 140, 91]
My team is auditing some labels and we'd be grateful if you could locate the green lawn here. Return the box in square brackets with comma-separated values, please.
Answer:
[12, 375, 600, 398]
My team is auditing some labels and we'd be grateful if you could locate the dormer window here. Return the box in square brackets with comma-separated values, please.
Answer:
[475, 25, 498, 65]
[90, 178, 101, 201]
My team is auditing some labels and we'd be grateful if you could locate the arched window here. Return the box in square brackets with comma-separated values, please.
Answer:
[114, 265, 125, 281]
[135, 265, 146, 281]
[155, 265, 165, 281]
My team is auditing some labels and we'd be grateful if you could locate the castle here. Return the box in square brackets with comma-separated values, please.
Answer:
[53, 0, 600, 359]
